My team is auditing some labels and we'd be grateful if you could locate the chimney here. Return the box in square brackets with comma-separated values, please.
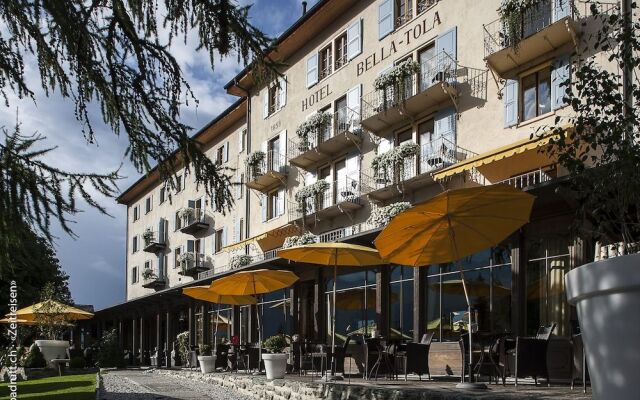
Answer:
[302, 1, 307, 15]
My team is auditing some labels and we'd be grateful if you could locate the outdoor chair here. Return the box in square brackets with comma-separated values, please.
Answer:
[570, 333, 589, 392]
[404, 342, 431, 381]
[362, 338, 381, 380]
[509, 323, 556, 386]
[215, 344, 229, 370]
[291, 341, 314, 376]
[420, 332, 435, 345]
[459, 333, 483, 383]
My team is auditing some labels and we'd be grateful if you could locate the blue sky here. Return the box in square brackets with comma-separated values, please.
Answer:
[0, 0, 318, 310]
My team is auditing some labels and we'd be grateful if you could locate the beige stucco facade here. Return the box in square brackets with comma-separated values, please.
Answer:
[121, 0, 613, 301]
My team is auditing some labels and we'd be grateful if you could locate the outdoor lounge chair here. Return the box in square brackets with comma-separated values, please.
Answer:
[510, 323, 556, 386]
[404, 342, 431, 381]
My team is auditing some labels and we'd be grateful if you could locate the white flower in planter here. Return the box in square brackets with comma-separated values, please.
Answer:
[296, 112, 333, 150]
[367, 202, 411, 227]
[229, 254, 253, 269]
[294, 180, 330, 212]
[282, 232, 318, 249]
[178, 207, 194, 220]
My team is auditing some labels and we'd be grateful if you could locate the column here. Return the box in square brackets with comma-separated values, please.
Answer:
[249, 304, 258, 343]
[203, 304, 211, 346]
[511, 231, 526, 336]
[118, 318, 123, 349]
[313, 269, 325, 342]
[413, 267, 427, 343]
[156, 311, 161, 356]
[166, 308, 172, 368]
[139, 316, 146, 365]
[290, 286, 298, 335]
[376, 267, 390, 338]
[231, 306, 240, 339]
[131, 316, 137, 366]
[188, 302, 195, 348]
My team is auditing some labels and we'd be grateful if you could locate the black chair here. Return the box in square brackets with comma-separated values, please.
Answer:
[215, 344, 229, 370]
[363, 338, 381, 380]
[404, 342, 431, 381]
[570, 334, 589, 392]
[420, 332, 435, 345]
[512, 323, 556, 386]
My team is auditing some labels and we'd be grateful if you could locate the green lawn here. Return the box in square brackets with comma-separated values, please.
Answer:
[0, 373, 96, 400]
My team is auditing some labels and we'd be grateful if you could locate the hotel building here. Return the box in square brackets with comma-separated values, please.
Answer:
[90, 0, 619, 379]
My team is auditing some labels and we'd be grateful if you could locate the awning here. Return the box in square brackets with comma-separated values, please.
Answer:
[222, 223, 302, 253]
[432, 125, 571, 181]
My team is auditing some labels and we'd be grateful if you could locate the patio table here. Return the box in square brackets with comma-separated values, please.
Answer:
[472, 332, 510, 383]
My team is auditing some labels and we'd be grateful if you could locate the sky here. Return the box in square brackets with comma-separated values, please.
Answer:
[0, 0, 318, 310]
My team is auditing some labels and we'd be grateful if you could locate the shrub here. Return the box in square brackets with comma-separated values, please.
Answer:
[23, 345, 46, 368]
[69, 356, 85, 369]
[199, 344, 212, 356]
[263, 335, 287, 354]
[95, 328, 125, 368]
[176, 331, 190, 365]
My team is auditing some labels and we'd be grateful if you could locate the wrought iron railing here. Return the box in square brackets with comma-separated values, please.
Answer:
[288, 107, 361, 160]
[361, 51, 458, 121]
[288, 177, 362, 222]
[417, 0, 438, 14]
[246, 150, 287, 181]
[142, 268, 166, 285]
[498, 168, 553, 189]
[143, 231, 165, 247]
[483, 0, 576, 57]
[179, 252, 205, 273]
[181, 208, 206, 227]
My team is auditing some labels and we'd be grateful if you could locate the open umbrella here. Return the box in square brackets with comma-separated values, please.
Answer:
[375, 184, 534, 389]
[182, 286, 256, 352]
[209, 269, 299, 372]
[278, 242, 385, 380]
[10, 300, 93, 322]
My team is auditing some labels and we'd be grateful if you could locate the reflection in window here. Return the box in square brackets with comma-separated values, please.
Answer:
[390, 266, 414, 340]
[210, 306, 232, 346]
[521, 67, 551, 122]
[259, 289, 292, 339]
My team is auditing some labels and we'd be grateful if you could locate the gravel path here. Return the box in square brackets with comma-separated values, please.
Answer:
[99, 369, 255, 400]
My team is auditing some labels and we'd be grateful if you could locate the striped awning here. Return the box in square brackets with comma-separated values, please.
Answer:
[432, 125, 571, 181]
[222, 223, 301, 252]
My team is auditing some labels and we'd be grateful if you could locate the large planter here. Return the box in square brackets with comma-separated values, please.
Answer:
[565, 253, 640, 399]
[262, 353, 287, 380]
[197, 355, 216, 374]
[35, 340, 69, 368]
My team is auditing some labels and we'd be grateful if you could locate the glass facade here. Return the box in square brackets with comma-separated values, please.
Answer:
[390, 266, 414, 340]
[425, 245, 512, 342]
[258, 289, 293, 339]
[326, 270, 377, 344]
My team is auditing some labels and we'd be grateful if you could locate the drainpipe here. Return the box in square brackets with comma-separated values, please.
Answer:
[125, 206, 129, 301]
[621, 0, 633, 119]
[302, 1, 307, 15]
[235, 79, 252, 244]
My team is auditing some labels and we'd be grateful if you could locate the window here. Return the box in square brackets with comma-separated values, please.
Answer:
[319, 45, 332, 80]
[132, 205, 140, 222]
[264, 78, 286, 117]
[395, 0, 413, 28]
[334, 33, 347, 70]
[174, 246, 181, 269]
[145, 195, 153, 214]
[267, 190, 279, 220]
[132, 235, 138, 253]
[268, 85, 279, 115]
[521, 67, 552, 122]
[159, 187, 166, 204]
[216, 146, 224, 165]
[174, 211, 182, 231]
[175, 175, 183, 193]
[215, 229, 224, 253]
[267, 136, 281, 171]
[418, 44, 436, 92]
[144, 260, 152, 272]
[132, 266, 139, 284]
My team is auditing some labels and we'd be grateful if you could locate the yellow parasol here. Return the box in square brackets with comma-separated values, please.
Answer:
[9, 300, 93, 322]
[182, 286, 256, 352]
[278, 242, 385, 379]
[0, 318, 37, 326]
[374, 184, 534, 388]
[209, 269, 299, 370]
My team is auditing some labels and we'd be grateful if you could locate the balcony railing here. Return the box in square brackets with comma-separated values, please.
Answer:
[288, 107, 362, 170]
[417, 0, 438, 14]
[178, 252, 207, 277]
[483, 0, 578, 75]
[245, 150, 287, 192]
[142, 269, 166, 289]
[360, 52, 459, 133]
[288, 177, 363, 223]
[362, 137, 477, 200]
[498, 167, 554, 189]
[143, 231, 166, 253]
[180, 208, 209, 235]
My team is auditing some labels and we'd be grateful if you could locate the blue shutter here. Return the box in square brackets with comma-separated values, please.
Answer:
[552, 56, 570, 110]
[552, 0, 570, 22]
[435, 27, 457, 82]
[503, 79, 519, 128]
[435, 107, 456, 144]
[378, 0, 393, 40]
[306, 54, 318, 88]
[347, 19, 362, 60]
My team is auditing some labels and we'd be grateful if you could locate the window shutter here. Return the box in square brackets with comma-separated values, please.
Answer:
[552, 56, 570, 110]
[261, 194, 268, 222]
[347, 19, 362, 60]
[235, 218, 242, 242]
[346, 151, 360, 184]
[379, 136, 392, 153]
[346, 84, 361, 128]
[263, 89, 269, 119]
[224, 142, 229, 162]
[277, 188, 285, 216]
[306, 54, 319, 88]
[233, 216, 239, 243]
[278, 130, 287, 170]
[378, 0, 393, 40]
[278, 77, 287, 108]
[435, 107, 457, 144]
[238, 129, 245, 152]
[552, 0, 570, 22]
[306, 170, 317, 185]
[503, 79, 519, 128]
[157, 254, 164, 278]
[435, 27, 457, 78]
[158, 218, 165, 243]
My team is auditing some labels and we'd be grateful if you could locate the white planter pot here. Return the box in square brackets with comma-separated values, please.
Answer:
[197, 355, 216, 374]
[566, 253, 640, 400]
[262, 353, 288, 380]
[35, 340, 69, 368]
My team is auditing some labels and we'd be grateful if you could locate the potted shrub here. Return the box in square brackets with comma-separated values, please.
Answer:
[142, 228, 154, 246]
[34, 283, 72, 368]
[246, 151, 265, 179]
[543, 4, 640, 399]
[176, 331, 190, 367]
[197, 344, 216, 374]
[141, 267, 157, 282]
[261, 335, 288, 379]
[296, 112, 332, 151]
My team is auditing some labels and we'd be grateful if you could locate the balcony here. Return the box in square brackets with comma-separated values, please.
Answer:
[498, 167, 555, 190]
[179, 208, 209, 235]
[288, 108, 362, 171]
[141, 270, 166, 290]
[143, 231, 166, 253]
[362, 138, 477, 201]
[288, 177, 364, 225]
[483, 0, 578, 77]
[360, 52, 459, 134]
[245, 150, 287, 192]
[177, 252, 207, 277]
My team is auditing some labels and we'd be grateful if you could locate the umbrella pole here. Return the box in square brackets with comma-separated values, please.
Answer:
[253, 277, 263, 374]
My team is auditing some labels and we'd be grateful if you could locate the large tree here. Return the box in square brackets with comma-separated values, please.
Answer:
[0, 0, 275, 275]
